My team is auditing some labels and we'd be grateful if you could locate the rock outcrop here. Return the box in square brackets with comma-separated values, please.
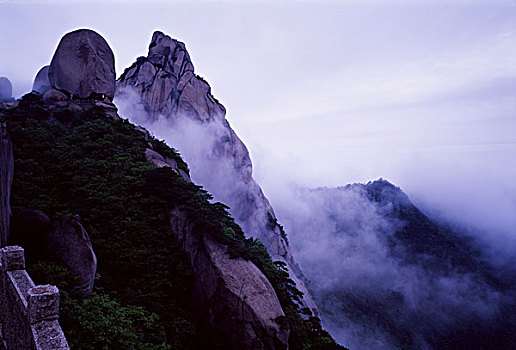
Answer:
[144, 148, 190, 182]
[170, 208, 289, 349]
[0, 123, 13, 247]
[116, 31, 318, 313]
[48, 29, 115, 100]
[0, 77, 13, 102]
[117, 31, 223, 122]
[32, 66, 52, 95]
[47, 215, 97, 296]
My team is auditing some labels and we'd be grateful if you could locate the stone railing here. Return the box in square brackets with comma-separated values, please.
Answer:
[0, 246, 69, 350]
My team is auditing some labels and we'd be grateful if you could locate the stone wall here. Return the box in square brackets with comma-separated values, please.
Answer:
[0, 246, 69, 350]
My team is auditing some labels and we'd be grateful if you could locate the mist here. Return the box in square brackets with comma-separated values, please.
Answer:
[115, 86, 273, 242]
[116, 79, 516, 349]
[1, 3, 515, 247]
[3, 1, 516, 348]
[268, 184, 514, 349]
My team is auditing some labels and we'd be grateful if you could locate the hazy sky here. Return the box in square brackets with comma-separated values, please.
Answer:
[1, 0, 515, 253]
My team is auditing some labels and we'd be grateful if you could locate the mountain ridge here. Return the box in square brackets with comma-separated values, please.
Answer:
[280, 178, 516, 349]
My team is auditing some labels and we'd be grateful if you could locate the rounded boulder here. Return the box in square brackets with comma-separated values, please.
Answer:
[32, 66, 52, 94]
[48, 29, 115, 100]
[0, 77, 12, 101]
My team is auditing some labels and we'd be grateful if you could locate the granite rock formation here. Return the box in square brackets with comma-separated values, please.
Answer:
[170, 208, 289, 349]
[145, 148, 191, 182]
[116, 31, 318, 314]
[32, 66, 52, 95]
[48, 29, 115, 100]
[0, 77, 13, 102]
[117, 31, 222, 122]
[47, 215, 97, 296]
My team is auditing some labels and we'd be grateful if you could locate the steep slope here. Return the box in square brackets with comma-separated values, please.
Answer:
[115, 31, 317, 313]
[3, 100, 286, 349]
[278, 179, 516, 349]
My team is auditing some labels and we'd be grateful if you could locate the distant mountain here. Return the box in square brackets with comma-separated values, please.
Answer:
[280, 179, 516, 349]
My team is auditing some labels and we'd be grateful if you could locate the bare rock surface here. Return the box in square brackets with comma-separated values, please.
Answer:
[32, 66, 52, 95]
[47, 215, 97, 296]
[145, 148, 191, 182]
[170, 208, 289, 349]
[49, 29, 115, 100]
[0, 77, 12, 101]
[116, 31, 318, 314]
[116, 31, 224, 122]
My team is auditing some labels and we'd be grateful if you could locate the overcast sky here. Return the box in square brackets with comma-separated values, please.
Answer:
[1, 0, 515, 253]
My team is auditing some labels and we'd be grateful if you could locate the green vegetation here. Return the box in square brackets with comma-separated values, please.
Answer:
[2, 93, 345, 349]
[267, 212, 289, 244]
[148, 138, 189, 176]
[29, 262, 171, 350]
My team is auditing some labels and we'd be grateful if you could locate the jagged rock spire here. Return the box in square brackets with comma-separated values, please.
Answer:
[117, 31, 224, 122]
[116, 31, 319, 315]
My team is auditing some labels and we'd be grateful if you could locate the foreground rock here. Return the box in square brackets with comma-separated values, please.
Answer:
[116, 31, 318, 314]
[49, 29, 115, 100]
[0, 77, 13, 101]
[145, 148, 191, 181]
[47, 215, 97, 296]
[170, 208, 289, 349]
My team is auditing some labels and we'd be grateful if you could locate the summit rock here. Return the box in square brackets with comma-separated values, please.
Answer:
[117, 31, 223, 121]
[48, 29, 115, 100]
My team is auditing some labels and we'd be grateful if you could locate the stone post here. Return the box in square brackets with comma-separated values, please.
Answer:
[0, 246, 25, 271]
[27, 286, 60, 324]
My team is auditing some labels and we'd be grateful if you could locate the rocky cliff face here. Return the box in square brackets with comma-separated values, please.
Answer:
[170, 207, 289, 349]
[0, 123, 13, 247]
[47, 215, 97, 296]
[116, 31, 317, 313]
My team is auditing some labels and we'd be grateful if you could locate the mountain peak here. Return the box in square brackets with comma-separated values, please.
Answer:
[363, 178, 412, 210]
[117, 31, 224, 121]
